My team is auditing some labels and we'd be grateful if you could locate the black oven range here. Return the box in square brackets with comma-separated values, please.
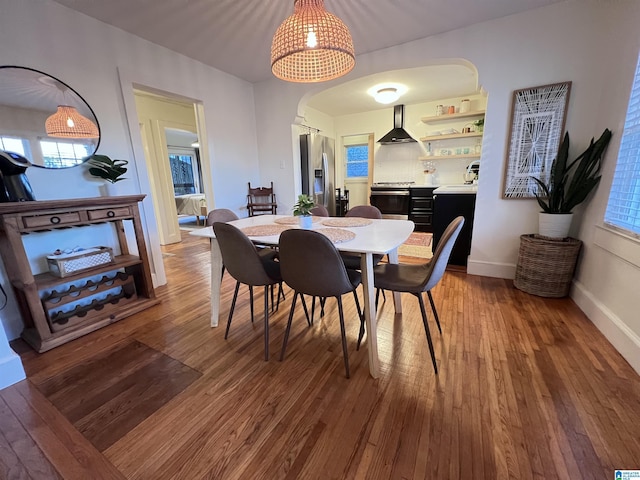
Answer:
[369, 182, 414, 219]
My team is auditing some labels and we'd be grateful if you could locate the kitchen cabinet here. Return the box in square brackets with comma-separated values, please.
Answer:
[433, 192, 476, 266]
[0, 195, 159, 353]
[409, 187, 436, 232]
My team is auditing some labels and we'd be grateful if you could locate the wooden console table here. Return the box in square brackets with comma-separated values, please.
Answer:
[0, 195, 159, 352]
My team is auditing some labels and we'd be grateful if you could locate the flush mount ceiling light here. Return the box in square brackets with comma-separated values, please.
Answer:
[45, 105, 99, 139]
[375, 88, 399, 104]
[271, 0, 355, 83]
[367, 83, 408, 105]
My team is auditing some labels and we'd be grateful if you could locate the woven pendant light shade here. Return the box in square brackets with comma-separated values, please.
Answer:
[271, 0, 355, 83]
[45, 105, 99, 139]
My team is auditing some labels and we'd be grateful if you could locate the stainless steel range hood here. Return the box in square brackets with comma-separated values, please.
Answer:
[377, 104, 417, 145]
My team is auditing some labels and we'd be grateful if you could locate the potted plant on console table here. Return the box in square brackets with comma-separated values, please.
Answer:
[86, 154, 128, 196]
[293, 194, 315, 229]
[531, 128, 612, 238]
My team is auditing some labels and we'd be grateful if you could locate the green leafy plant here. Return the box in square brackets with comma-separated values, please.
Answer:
[87, 154, 128, 184]
[531, 129, 612, 214]
[292, 194, 315, 216]
[473, 118, 484, 132]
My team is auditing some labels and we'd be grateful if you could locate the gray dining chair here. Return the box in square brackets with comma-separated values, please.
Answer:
[206, 208, 238, 226]
[278, 229, 363, 378]
[310, 205, 329, 217]
[360, 216, 464, 374]
[208, 208, 282, 313]
[213, 222, 283, 361]
[340, 205, 386, 328]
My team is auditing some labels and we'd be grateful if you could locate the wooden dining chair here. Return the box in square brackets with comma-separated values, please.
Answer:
[278, 229, 363, 378]
[212, 222, 283, 361]
[247, 182, 277, 216]
[361, 216, 465, 374]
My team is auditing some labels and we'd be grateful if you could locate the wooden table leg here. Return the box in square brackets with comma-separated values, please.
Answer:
[360, 252, 380, 378]
[209, 238, 223, 327]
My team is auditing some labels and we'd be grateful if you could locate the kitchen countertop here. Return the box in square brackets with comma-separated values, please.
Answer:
[432, 184, 478, 194]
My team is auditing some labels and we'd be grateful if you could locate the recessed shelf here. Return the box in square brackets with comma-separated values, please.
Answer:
[421, 110, 485, 124]
[419, 154, 481, 160]
[419, 132, 484, 142]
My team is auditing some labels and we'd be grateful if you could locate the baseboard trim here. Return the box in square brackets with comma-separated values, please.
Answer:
[467, 259, 516, 279]
[0, 352, 25, 390]
[571, 280, 640, 375]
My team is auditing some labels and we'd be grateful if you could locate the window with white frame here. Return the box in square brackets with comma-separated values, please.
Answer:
[604, 54, 640, 237]
[40, 140, 92, 168]
[345, 144, 369, 178]
[0, 136, 29, 157]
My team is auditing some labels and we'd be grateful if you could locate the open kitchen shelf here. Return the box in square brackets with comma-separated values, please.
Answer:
[419, 154, 481, 160]
[419, 132, 483, 142]
[421, 110, 485, 123]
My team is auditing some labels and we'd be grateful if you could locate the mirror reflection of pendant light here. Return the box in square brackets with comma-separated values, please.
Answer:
[44, 80, 99, 139]
[271, 0, 355, 83]
[45, 105, 99, 138]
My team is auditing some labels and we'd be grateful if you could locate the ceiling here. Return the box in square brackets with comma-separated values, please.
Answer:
[306, 64, 480, 117]
[53, 0, 562, 85]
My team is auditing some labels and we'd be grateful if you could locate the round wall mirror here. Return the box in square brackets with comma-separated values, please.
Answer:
[0, 66, 100, 168]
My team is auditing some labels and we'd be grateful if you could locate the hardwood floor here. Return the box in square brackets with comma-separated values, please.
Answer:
[3, 231, 640, 479]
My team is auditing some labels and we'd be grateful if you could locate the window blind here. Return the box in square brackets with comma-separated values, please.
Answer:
[604, 55, 640, 237]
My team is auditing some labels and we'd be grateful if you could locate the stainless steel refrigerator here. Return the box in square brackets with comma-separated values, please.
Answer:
[300, 133, 336, 216]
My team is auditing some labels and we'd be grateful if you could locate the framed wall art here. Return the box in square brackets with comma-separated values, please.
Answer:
[502, 81, 572, 198]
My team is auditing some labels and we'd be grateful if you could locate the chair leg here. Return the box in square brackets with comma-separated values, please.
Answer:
[427, 290, 442, 334]
[270, 284, 275, 313]
[249, 285, 254, 323]
[280, 292, 299, 361]
[263, 286, 269, 361]
[276, 283, 283, 311]
[320, 297, 326, 317]
[221, 265, 226, 280]
[416, 293, 438, 374]
[336, 296, 350, 378]
[300, 295, 311, 327]
[354, 291, 365, 351]
[225, 281, 241, 339]
[311, 296, 316, 325]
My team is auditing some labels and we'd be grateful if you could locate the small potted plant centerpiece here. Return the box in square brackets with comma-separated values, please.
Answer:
[293, 194, 315, 229]
[531, 128, 612, 238]
[86, 154, 128, 196]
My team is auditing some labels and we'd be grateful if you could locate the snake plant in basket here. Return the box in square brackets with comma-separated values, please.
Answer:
[531, 128, 612, 238]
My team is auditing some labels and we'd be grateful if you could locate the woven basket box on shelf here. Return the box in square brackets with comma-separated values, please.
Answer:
[46, 246, 115, 278]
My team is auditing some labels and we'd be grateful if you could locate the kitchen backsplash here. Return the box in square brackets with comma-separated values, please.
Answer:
[374, 142, 475, 185]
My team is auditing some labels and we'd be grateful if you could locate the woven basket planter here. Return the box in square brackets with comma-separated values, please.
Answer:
[514, 234, 582, 298]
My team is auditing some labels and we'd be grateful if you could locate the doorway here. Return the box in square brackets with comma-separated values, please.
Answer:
[134, 90, 206, 245]
[342, 133, 374, 207]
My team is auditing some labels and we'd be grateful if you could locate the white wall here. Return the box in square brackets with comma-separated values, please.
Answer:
[253, 0, 640, 373]
[0, 0, 261, 387]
